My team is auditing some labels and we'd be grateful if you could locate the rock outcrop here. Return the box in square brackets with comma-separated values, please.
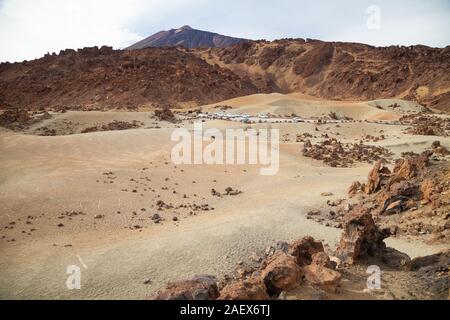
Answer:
[288, 236, 325, 266]
[2, 39, 450, 112]
[336, 207, 388, 265]
[302, 139, 393, 168]
[302, 252, 341, 292]
[261, 251, 302, 295]
[218, 276, 269, 300]
[0, 46, 261, 111]
[151, 275, 219, 300]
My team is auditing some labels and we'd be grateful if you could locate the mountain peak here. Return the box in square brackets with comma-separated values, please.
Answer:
[178, 25, 193, 31]
[127, 26, 249, 50]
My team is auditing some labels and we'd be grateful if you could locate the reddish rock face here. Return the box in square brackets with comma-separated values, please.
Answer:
[261, 251, 302, 295]
[302, 252, 342, 293]
[152, 275, 219, 300]
[388, 150, 432, 184]
[336, 207, 387, 265]
[213, 40, 450, 113]
[2, 40, 450, 112]
[365, 161, 383, 194]
[364, 160, 393, 194]
[0, 46, 261, 111]
[218, 276, 269, 300]
[288, 236, 325, 266]
[420, 179, 437, 204]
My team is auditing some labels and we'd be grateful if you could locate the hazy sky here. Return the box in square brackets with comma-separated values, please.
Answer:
[0, 0, 449, 62]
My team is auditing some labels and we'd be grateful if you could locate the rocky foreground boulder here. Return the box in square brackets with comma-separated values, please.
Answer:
[218, 276, 269, 300]
[302, 252, 341, 292]
[150, 236, 342, 300]
[261, 251, 302, 295]
[152, 275, 219, 300]
[288, 236, 325, 266]
[149, 151, 449, 300]
[336, 207, 388, 265]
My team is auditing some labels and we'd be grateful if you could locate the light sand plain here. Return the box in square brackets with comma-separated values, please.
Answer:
[0, 94, 448, 299]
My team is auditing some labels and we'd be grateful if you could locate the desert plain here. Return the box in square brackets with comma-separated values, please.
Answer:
[0, 93, 449, 299]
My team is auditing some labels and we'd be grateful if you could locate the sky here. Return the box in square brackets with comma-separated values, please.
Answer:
[0, 0, 449, 62]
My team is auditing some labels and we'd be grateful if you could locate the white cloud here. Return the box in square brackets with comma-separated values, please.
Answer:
[0, 0, 144, 62]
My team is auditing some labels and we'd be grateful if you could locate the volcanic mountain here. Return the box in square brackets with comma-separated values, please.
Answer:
[127, 25, 249, 49]
[1, 37, 449, 112]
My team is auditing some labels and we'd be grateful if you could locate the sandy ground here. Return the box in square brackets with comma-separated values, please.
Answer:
[0, 95, 448, 299]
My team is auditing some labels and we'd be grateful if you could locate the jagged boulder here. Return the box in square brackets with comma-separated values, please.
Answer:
[302, 252, 341, 292]
[152, 275, 219, 300]
[218, 276, 269, 300]
[381, 247, 411, 270]
[364, 160, 391, 194]
[388, 151, 432, 186]
[261, 251, 302, 295]
[288, 236, 325, 266]
[336, 207, 388, 264]
[378, 181, 418, 215]
[421, 179, 437, 204]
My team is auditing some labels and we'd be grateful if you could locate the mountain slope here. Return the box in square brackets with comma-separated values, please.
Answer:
[127, 25, 249, 49]
[0, 46, 262, 110]
[200, 39, 450, 112]
[0, 38, 449, 112]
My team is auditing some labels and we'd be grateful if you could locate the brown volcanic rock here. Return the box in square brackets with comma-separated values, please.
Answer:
[208, 40, 450, 112]
[154, 107, 176, 122]
[401, 115, 450, 136]
[302, 252, 341, 292]
[365, 161, 384, 194]
[302, 139, 393, 168]
[127, 25, 248, 50]
[261, 251, 302, 295]
[0, 109, 52, 130]
[348, 181, 362, 197]
[151, 275, 219, 300]
[410, 250, 450, 299]
[218, 276, 269, 300]
[336, 207, 388, 265]
[288, 236, 325, 266]
[0, 109, 33, 129]
[80, 120, 143, 133]
[0, 46, 261, 110]
[420, 179, 438, 204]
[387, 151, 432, 187]
[2, 39, 450, 112]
